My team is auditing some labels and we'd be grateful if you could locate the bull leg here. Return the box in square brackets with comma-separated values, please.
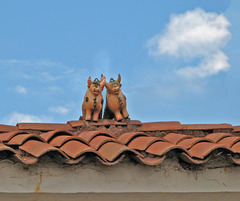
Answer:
[81, 107, 86, 120]
[98, 109, 102, 120]
[92, 109, 101, 122]
[104, 106, 114, 119]
[114, 110, 123, 122]
[85, 109, 92, 121]
[122, 107, 129, 119]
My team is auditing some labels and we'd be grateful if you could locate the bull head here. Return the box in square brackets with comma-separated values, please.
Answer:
[105, 74, 122, 95]
[87, 74, 106, 96]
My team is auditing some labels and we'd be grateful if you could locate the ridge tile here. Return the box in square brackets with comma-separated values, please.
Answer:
[139, 121, 182, 131]
[182, 123, 232, 130]
[17, 123, 73, 131]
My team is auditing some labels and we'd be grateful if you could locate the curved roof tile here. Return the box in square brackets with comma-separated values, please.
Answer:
[19, 140, 61, 158]
[60, 140, 97, 159]
[7, 134, 44, 145]
[132, 155, 166, 166]
[98, 142, 137, 162]
[128, 136, 164, 151]
[0, 131, 32, 142]
[89, 136, 118, 150]
[188, 142, 228, 159]
[163, 133, 192, 144]
[40, 129, 74, 142]
[218, 136, 240, 148]
[118, 132, 150, 145]
[79, 131, 115, 143]
[177, 138, 213, 150]
[205, 132, 233, 143]
[49, 136, 88, 147]
[146, 141, 186, 156]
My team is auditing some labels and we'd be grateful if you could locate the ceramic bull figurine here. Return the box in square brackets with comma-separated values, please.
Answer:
[104, 74, 129, 121]
[82, 74, 106, 122]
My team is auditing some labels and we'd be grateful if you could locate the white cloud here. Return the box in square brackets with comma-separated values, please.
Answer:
[3, 112, 44, 125]
[49, 106, 69, 115]
[15, 85, 27, 94]
[2, 59, 58, 67]
[40, 71, 62, 81]
[147, 8, 231, 78]
[0, 58, 88, 85]
[177, 51, 230, 78]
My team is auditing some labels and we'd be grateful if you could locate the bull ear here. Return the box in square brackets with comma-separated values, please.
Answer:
[87, 76, 92, 88]
[117, 74, 121, 84]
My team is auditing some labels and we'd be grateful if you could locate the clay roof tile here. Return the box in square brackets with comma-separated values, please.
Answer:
[67, 120, 85, 127]
[40, 130, 74, 142]
[19, 140, 61, 158]
[205, 133, 233, 143]
[139, 121, 182, 131]
[0, 142, 16, 154]
[233, 126, 240, 132]
[98, 142, 137, 162]
[128, 136, 165, 151]
[178, 138, 213, 150]
[163, 133, 192, 144]
[0, 124, 18, 132]
[146, 141, 186, 156]
[13, 154, 38, 165]
[89, 136, 118, 150]
[78, 131, 115, 143]
[218, 136, 240, 148]
[188, 142, 227, 159]
[60, 140, 97, 159]
[49, 136, 87, 147]
[230, 142, 240, 153]
[7, 134, 44, 146]
[68, 119, 142, 128]
[17, 123, 73, 131]
[132, 155, 166, 166]
[182, 124, 232, 130]
[178, 152, 211, 164]
[0, 131, 31, 142]
[117, 132, 150, 145]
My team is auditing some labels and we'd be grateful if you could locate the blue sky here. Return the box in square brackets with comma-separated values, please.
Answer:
[0, 0, 240, 125]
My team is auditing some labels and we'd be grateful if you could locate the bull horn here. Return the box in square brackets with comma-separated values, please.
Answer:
[87, 76, 92, 88]
[100, 74, 106, 90]
[117, 74, 121, 84]
[101, 74, 106, 82]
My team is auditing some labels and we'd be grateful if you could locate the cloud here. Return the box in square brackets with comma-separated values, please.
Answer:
[15, 85, 27, 94]
[2, 59, 58, 67]
[0, 59, 66, 82]
[49, 106, 69, 115]
[40, 71, 62, 81]
[3, 112, 45, 125]
[147, 8, 231, 78]
[0, 58, 89, 93]
[177, 51, 230, 78]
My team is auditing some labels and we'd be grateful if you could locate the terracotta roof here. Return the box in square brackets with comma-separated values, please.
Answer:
[0, 120, 240, 166]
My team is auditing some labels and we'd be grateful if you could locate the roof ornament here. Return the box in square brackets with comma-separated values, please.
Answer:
[80, 74, 129, 122]
[104, 74, 129, 121]
[81, 74, 106, 122]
